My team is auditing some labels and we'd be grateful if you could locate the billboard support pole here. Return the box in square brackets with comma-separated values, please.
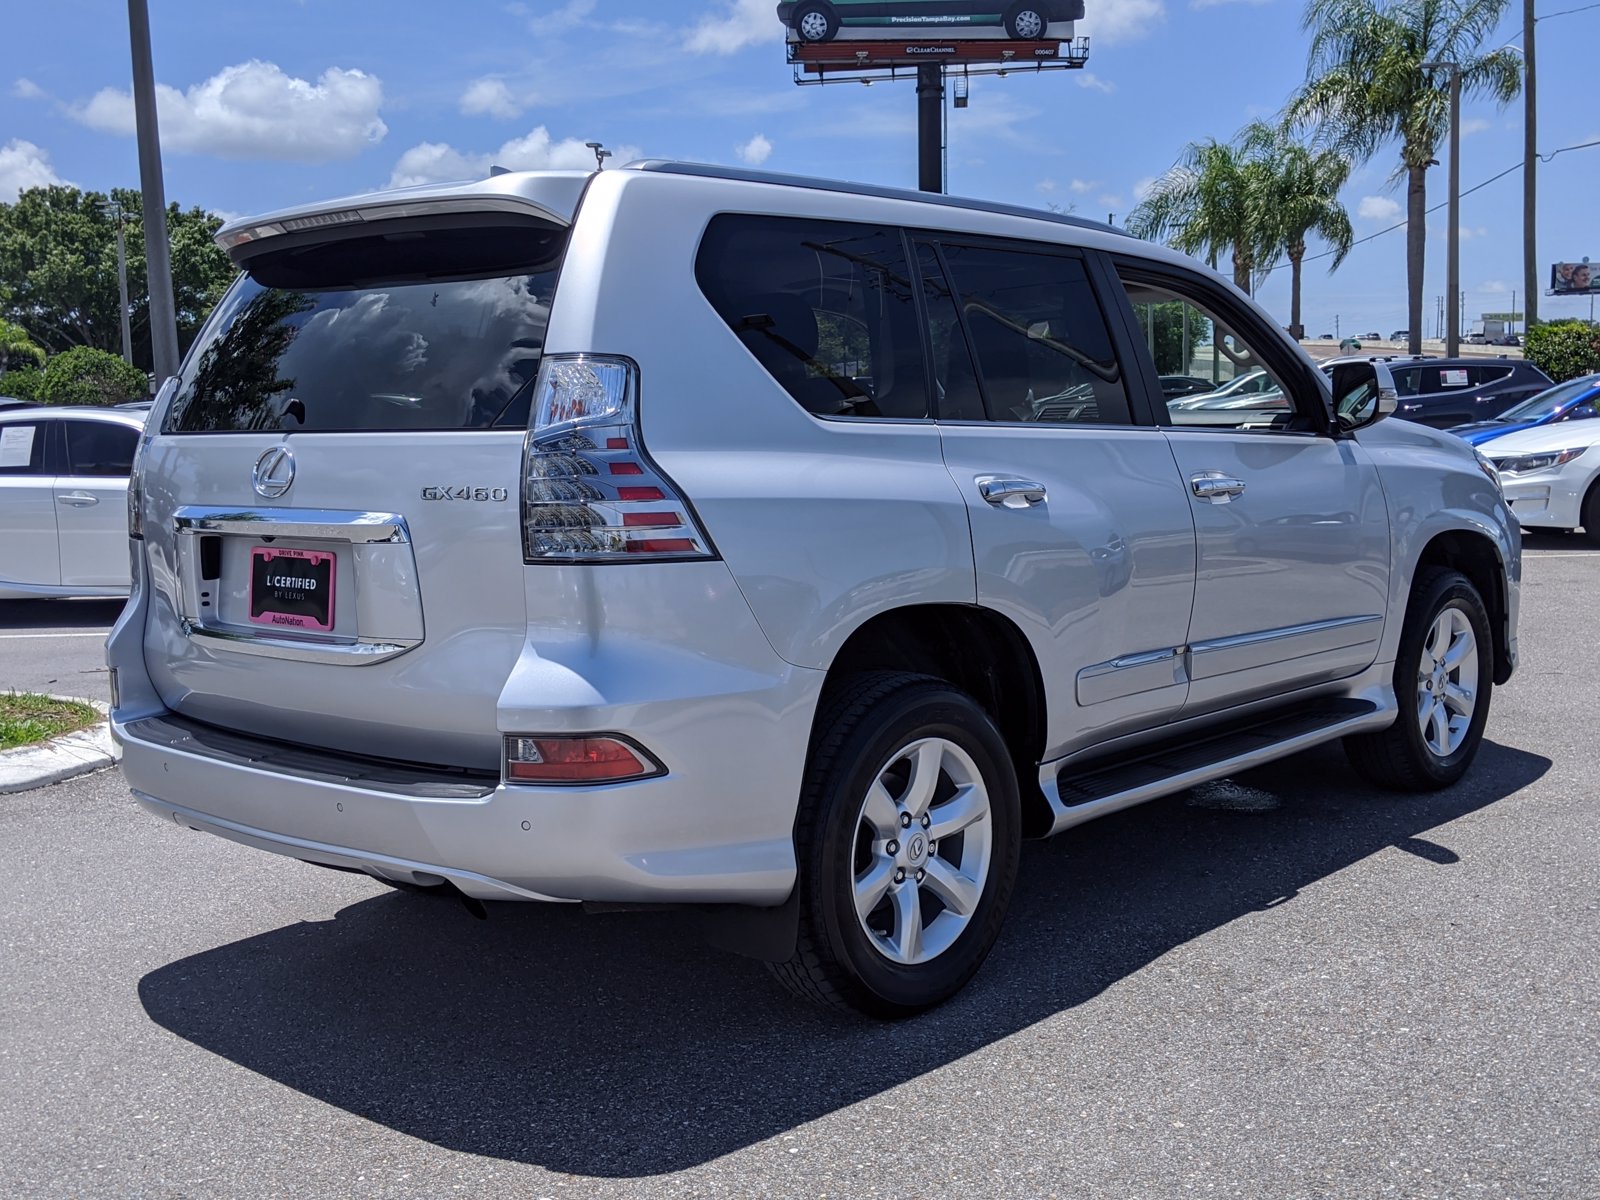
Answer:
[128, 0, 180, 383]
[916, 63, 943, 193]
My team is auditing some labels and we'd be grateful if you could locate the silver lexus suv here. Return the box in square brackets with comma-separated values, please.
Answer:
[110, 162, 1519, 1016]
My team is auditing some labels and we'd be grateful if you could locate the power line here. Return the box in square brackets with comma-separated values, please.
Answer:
[1537, 1, 1600, 18]
[1260, 136, 1600, 274]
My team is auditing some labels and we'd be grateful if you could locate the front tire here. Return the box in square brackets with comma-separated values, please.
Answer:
[1005, 3, 1048, 38]
[791, 2, 838, 42]
[769, 672, 1021, 1017]
[1580, 479, 1600, 546]
[1344, 568, 1493, 791]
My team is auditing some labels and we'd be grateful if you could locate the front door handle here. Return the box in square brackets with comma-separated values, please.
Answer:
[977, 477, 1047, 508]
[1190, 472, 1246, 503]
[57, 491, 100, 507]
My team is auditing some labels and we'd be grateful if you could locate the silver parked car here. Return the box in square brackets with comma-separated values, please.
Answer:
[0, 405, 147, 599]
[109, 163, 1520, 1016]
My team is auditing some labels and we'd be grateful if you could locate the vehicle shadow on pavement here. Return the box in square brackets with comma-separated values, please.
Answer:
[1520, 531, 1598, 552]
[137, 738, 1548, 1178]
[0, 599, 126, 630]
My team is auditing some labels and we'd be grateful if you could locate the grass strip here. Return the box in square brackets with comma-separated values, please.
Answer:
[0, 693, 101, 751]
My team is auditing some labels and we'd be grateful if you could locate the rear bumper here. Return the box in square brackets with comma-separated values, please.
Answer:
[116, 707, 806, 905]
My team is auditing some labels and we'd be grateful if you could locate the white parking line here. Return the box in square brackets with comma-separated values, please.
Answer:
[0, 631, 110, 640]
[1524, 551, 1598, 558]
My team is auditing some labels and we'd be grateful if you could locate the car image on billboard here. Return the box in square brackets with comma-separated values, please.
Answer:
[778, 1, 1085, 42]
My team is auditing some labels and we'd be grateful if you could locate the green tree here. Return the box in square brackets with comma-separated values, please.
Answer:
[0, 186, 235, 372]
[1, 367, 43, 400]
[1524, 320, 1600, 382]
[1288, 0, 1522, 355]
[1240, 123, 1354, 340]
[1126, 137, 1277, 296]
[34, 346, 151, 406]
[0, 317, 46, 372]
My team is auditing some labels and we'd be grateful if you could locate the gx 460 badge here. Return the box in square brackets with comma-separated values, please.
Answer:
[421, 486, 510, 502]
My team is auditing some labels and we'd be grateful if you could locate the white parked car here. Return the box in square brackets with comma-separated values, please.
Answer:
[1483, 416, 1600, 541]
[109, 163, 1519, 1016]
[0, 405, 146, 599]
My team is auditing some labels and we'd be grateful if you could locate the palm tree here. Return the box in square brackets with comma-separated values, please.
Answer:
[1126, 138, 1275, 296]
[1242, 123, 1355, 340]
[0, 317, 46, 374]
[1288, 0, 1521, 355]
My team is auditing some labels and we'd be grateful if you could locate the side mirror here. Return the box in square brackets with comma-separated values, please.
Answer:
[1569, 403, 1597, 422]
[1332, 361, 1398, 431]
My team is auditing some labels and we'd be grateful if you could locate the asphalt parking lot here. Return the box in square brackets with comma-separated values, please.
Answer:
[1, 535, 1597, 1198]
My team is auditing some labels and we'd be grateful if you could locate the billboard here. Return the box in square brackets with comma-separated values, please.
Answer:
[1551, 261, 1597, 295]
[781, 2, 1082, 64]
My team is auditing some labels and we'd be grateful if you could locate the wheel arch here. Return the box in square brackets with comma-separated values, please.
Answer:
[1413, 529, 1514, 685]
[814, 603, 1050, 833]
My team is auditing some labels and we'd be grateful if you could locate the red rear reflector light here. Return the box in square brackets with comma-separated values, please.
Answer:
[616, 486, 664, 502]
[504, 735, 662, 784]
[609, 462, 643, 476]
[606, 438, 629, 449]
[622, 511, 680, 528]
[630, 539, 696, 554]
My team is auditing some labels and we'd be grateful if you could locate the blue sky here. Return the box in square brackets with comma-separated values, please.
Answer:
[2, 0, 1595, 333]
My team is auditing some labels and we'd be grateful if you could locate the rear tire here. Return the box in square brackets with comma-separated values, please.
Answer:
[1344, 567, 1493, 791]
[1005, 3, 1048, 38]
[768, 672, 1021, 1018]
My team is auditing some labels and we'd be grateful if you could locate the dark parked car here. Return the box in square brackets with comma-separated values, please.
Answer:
[1386, 357, 1553, 429]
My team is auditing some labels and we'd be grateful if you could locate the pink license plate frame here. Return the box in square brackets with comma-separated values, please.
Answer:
[248, 546, 336, 633]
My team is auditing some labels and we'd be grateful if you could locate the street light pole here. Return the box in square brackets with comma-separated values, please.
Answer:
[1523, 0, 1538, 330]
[115, 209, 132, 365]
[128, 0, 180, 382]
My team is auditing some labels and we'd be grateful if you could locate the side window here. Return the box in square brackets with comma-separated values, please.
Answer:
[1391, 368, 1423, 397]
[696, 215, 929, 420]
[0, 421, 49, 477]
[932, 242, 1131, 425]
[1119, 276, 1295, 430]
[64, 421, 139, 477]
[913, 242, 986, 422]
[1478, 365, 1513, 384]
[1435, 366, 1475, 390]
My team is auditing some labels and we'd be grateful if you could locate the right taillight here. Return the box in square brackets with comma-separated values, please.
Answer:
[521, 355, 715, 563]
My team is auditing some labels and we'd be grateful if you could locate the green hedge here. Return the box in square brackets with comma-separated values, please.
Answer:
[1525, 320, 1600, 383]
[0, 366, 44, 400]
[35, 346, 150, 407]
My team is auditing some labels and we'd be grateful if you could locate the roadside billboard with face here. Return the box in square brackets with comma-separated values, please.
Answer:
[1552, 261, 1597, 295]
[778, 1, 1084, 45]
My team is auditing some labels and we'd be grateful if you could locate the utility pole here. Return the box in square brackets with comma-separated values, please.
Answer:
[916, 64, 944, 193]
[128, 0, 180, 382]
[1523, 0, 1538, 330]
[110, 201, 132, 365]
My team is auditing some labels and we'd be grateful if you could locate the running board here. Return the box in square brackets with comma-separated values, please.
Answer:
[1038, 697, 1394, 836]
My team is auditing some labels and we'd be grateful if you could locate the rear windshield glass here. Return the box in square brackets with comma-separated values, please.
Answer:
[164, 221, 565, 434]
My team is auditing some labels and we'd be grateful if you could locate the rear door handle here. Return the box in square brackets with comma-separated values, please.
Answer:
[1190, 472, 1246, 502]
[57, 491, 100, 507]
[977, 477, 1047, 508]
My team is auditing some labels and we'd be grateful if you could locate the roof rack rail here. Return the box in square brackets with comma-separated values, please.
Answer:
[630, 160, 1130, 239]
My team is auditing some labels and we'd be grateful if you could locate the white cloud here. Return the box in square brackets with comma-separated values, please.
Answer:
[0, 139, 68, 200]
[460, 78, 526, 119]
[1477, 279, 1511, 294]
[1358, 195, 1402, 221]
[386, 127, 641, 188]
[1132, 175, 1157, 201]
[1036, 179, 1058, 193]
[1077, 0, 1165, 45]
[1459, 225, 1490, 241]
[686, 0, 779, 55]
[736, 133, 773, 165]
[1069, 178, 1098, 194]
[1075, 73, 1116, 94]
[76, 60, 386, 162]
[12, 78, 44, 100]
[530, 0, 597, 32]
[1460, 117, 1490, 135]
[1098, 194, 1124, 212]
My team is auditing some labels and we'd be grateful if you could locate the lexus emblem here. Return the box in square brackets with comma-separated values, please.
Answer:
[252, 446, 296, 498]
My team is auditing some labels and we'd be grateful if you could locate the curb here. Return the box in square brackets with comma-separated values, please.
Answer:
[0, 699, 116, 795]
